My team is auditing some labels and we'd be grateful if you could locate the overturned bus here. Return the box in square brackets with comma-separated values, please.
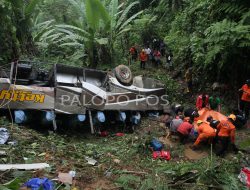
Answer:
[0, 61, 167, 131]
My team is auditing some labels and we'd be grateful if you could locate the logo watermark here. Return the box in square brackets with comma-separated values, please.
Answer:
[58, 94, 170, 107]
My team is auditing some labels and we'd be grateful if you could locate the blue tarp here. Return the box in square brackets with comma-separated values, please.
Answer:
[0, 128, 9, 144]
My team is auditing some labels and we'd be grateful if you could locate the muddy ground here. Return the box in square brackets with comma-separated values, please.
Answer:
[0, 116, 250, 190]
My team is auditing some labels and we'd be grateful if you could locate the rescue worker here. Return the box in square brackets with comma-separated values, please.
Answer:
[196, 93, 209, 110]
[239, 79, 250, 119]
[139, 49, 148, 69]
[216, 114, 238, 156]
[232, 109, 247, 128]
[206, 116, 220, 129]
[191, 120, 216, 149]
[177, 117, 193, 144]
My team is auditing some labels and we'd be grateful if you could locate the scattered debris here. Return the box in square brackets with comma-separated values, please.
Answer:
[58, 172, 73, 184]
[121, 170, 148, 175]
[148, 112, 160, 120]
[100, 131, 109, 137]
[152, 150, 171, 160]
[23, 177, 54, 190]
[0, 128, 9, 144]
[7, 140, 18, 146]
[85, 156, 97, 166]
[69, 170, 76, 177]
[0, 163, 50, 171]
[0, 150, 6, 155]
[38, 152, 47, 157]
[150, 139, 163, 151]
[115, 132, 124, 137]
[238, 167, 250, 187]
[104, 167, 112, 178]
[0, 114, 248, 188]
[113, 159, 121, 164]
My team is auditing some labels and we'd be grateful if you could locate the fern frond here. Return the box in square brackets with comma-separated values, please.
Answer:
[219, 3, 248, 15]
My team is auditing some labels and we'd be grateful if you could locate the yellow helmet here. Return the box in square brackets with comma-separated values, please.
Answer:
[197, 120, 203, 125]
[228, 114, 236, 121]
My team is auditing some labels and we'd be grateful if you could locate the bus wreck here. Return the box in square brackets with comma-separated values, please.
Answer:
[0, 61, 167, 131]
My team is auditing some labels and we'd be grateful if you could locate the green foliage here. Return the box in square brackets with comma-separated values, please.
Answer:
[107, 0, 143, 63]
[3, 178, 22, 190]
[115, 174, 141, 190]
[164, 0, 250, 84]
[7, 0, 40, 55]
[35, 0, 143, 67]
[85, 0, 110, 31]
[0, 0, 249, 86]
[0, 0, 19, 63]
[204, 19, 250, 68]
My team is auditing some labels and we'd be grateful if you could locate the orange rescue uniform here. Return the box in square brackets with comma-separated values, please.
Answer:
[217, 120, 236, 143]
[241, 84, 250, 102]
[194, 122, 216, 146]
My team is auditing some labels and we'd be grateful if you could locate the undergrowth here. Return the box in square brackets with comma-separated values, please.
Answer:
[0, 114, 248, 189]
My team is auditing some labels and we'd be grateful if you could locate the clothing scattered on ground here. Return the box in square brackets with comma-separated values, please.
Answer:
[0, 128, 9, 144]
[239, 167, 250, 187]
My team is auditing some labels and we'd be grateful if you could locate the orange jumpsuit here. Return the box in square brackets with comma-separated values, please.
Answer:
[241, 84, 250, 102]
[139, 52, 148, 61]
[194, 122, 216, 146]
[217, 120, 235, 143]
